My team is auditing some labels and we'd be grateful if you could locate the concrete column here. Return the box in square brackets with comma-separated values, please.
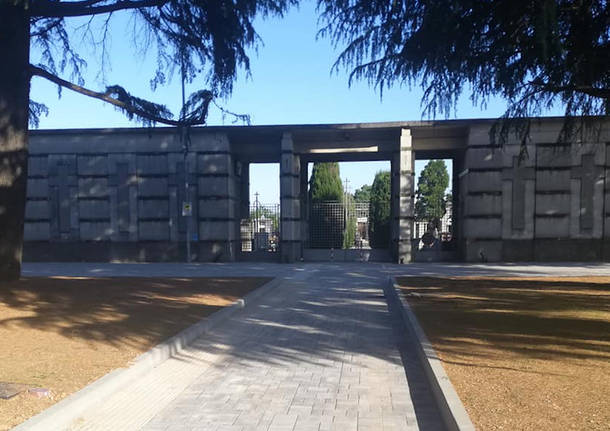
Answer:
[197, 134, 237, 262]
[300, 160, 309, 248]
[391, 128, 414, 263]
[462, 125, 504, 261]
[280, 133, 301, 262]
[239, 162, 250, 220]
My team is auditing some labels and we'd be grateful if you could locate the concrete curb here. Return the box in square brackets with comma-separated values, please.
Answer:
[384, 276, 476, 431]
[13, 277, 284, 431]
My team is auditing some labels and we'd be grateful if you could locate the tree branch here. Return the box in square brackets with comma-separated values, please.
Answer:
[529, 81, 610, 100]
[31, 0, 169, 18]
[29, 64, 202, 126]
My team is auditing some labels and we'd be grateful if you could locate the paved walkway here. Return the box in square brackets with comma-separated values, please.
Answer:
[22, 261, 610, 430]
[59, 265, 444, 431]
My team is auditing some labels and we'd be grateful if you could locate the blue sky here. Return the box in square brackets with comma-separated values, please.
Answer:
[30, 1, 560, 202]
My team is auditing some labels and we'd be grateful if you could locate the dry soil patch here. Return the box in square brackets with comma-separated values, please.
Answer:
[397, 276, 610, 431]
[0, 276, 270, 430]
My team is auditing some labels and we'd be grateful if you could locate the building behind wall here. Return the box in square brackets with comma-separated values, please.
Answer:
[23, 117, 610, 263]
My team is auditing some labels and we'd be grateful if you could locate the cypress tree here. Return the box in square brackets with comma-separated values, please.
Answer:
[309, 162, 343, 202]
[415, 160, 449, 229]
[309, 162, 344, 248]
[369, 171, 391, 248]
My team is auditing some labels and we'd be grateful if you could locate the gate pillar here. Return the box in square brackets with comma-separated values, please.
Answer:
[280, 133, 302, 262]
[392, 128, 415, 263]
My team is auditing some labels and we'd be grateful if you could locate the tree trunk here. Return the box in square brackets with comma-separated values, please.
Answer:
[0, 2, 30, 281]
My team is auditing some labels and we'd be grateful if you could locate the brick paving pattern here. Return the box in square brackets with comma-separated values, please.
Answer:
[71, 267, 444, 430]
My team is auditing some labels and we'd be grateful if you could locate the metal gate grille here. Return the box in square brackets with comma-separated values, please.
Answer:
[240, 204, 280, 252]
[308, 201, 373, 249]
[309, 202, 345, 248]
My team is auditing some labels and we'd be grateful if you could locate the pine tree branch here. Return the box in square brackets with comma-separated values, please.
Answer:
[529, 81, 610, 100]
[30, 0, 170, 18]
[29, 64, 197, 126]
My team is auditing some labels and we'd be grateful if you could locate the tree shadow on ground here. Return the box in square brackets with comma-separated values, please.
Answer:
[396, 276, 610, 364]
[0, 276, 270, 351]
[2, 268, 450, 429]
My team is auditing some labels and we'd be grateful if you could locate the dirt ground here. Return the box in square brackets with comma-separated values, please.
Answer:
[0, 276, 270, 430]
[397, 276, 610, 431]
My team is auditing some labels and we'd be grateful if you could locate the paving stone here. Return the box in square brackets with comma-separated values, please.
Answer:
[56, 264, 452, 431]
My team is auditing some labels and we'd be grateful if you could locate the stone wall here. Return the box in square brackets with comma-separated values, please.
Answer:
[23, 119, 610, 263]
[24, 129, 243, 262]
[461, 121, 610, 262]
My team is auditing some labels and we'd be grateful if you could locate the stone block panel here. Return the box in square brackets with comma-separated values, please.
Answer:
[198, 199, 232, 219]
[280, 153, 298, 175]
[196, 240, 233, 262]
[138, 199, 169, 219]
[280, 175, 300, 198]
[465, 148, 504, 169]
[199, 221, 233, 241]
[138, 178, 168, 197]
[466, 171, 502, 193]
[397, 196, 414, 218]
[465, 194, 502, 216]
[535, 216, 570, 238]
[25, 200, 49, 220]
[396, 174, 415, 196]
[78, 178, 108, 198]
[535, 194, 571, 216]
[191, 133, 230, 152]
[80, 222, 112, 240]
[535, 239, 602, 261]
[464, 218, 502, 238]
[28, 156, 48, 177]
[536, 170, 570, 191]
[137, 155, 168, 175]
[395, 218, 414, 240]
[465, 240, 502, 262]
[502, 240, 534, 261]
[199, 154, 231, 175]
[280, 220, 300, 241]
[280, 197, 300, 219]
[24, 222, 50, 240]
[198, 176, 234, 197]
[27, 179, 48, 198]
[397, 148, 414, 172]
[78, 156, 108, 175]
[139, 221, 170, 240]
[536, 146, 572, 167]
[78, 199, 110, 220]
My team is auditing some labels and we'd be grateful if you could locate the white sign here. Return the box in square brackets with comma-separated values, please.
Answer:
[182, 202, 192, 217]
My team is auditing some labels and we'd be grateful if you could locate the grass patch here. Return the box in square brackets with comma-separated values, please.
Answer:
[397, 276, 610, 431]
[0, 276, 270, 430]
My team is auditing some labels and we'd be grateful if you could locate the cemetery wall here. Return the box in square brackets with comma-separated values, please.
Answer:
[461, 120, 610, 262]
[23, 128, 244, 262]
